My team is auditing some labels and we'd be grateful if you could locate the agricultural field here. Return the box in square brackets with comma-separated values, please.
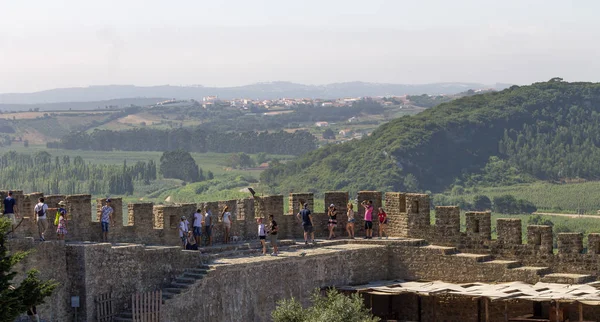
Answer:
[442, 181, 600, 214]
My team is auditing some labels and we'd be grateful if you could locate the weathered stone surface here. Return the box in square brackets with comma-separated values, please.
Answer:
[497, 218, 522, 245]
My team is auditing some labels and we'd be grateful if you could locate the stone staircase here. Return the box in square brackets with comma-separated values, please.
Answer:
[418, 244, 596, 284]
[113, 264, 211, 322]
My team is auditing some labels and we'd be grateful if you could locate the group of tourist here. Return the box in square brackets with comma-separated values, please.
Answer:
[296, 199, 388, 244]
[2, 193, 389, 253]
[176, 206, 280, 255]
[0, 193, 115, 243]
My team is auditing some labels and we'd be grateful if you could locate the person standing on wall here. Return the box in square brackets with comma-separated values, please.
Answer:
[268, 214, 278, 256]
[361, 200, 374, 239]
[203, 206, 214, 246]
[192, 208, 203, 246]
[327, 204, 337, 240]
[296, 202, 315, 245]
[55, 201, 68, 240]
[221, 206, 232, 244]
[257, 217, 267, 255]
[377, 207, 388, 239]
[100, 199, 114, 242]
[179, 216, 188, 249]
[346, 202, 355, 239]
[2, 191, 18, 236]
[33, 198, 49, 241]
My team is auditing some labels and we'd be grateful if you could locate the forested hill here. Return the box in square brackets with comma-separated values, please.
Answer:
[261, 79, 600, 194]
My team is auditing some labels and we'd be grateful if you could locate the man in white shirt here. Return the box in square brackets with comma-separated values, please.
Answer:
[192, 209, 203, 246]
[33, 197, 49, 241]
[179, 216, 189, 249]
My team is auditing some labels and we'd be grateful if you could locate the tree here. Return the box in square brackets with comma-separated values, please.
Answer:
[322, 128, 336, 140]
[0, 218, 57, 321]
[272, 288, 379, 322]
[159, 150, 201, 182]
[403, 173, 419, 192]
[472, 195, 492, 211]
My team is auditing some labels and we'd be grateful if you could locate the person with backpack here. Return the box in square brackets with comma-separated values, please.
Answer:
[55, 201, 68, 240]
[33, 198, 49, 241]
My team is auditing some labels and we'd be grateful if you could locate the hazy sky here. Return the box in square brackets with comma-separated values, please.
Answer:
[1, 0, 599, 93]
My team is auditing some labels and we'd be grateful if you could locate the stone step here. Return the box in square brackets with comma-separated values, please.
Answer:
[114, 317, 133, 322]
[452, 253, 492, 262]
[162, 292, 176, 300]
[184, 272, 206, 279]
[541, 273, 596, 284]
[118, 311, 132, 318]
[187, 268, 208, 274]
[483, 260, 521, 269]
[175, 277, 196, 284]
[164, 287, 182, 294]
[171, 282, 192, 289]
[510, 266, 551, 275]
[420, 245, 458, 255]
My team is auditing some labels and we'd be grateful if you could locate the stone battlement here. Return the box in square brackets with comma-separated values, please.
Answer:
[3, 189, 600, 261]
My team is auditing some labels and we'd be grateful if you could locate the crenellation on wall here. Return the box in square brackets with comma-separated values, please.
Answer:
[324, 191, 349, 237]
[496, 218, 522, 245]
[65, 194, 93, 241]
[288, 193, 314, 215]
[588, 233, 600, 255]
[385, 192, 408, 237]
[406, 193, 431, 238]
[434, 206, 460, 236]
[557, 232, 583, 254]
[527, 225, 553, 254]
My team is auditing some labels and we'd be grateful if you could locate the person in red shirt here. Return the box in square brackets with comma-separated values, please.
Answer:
[377, 207, 388, 239]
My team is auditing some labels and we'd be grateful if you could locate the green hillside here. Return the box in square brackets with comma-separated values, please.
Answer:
[261, 79, 600, 194]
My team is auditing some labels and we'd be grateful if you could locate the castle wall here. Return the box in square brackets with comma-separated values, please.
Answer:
[162, 245, 390, 322]
[8, 239, 70, 322]
[67, 243, 201, 322]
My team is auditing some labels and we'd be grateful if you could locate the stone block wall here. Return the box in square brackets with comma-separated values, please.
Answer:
[434, 206, 460, 237]
[557, 232, 583, 254]
[588, 233, 600, 255]
[385, 192, 408, 237]
[496, 218, 522, 245]
[65, 194, 94, 241]
[527, 225, 553, 254]
[406, 193, 430, 234]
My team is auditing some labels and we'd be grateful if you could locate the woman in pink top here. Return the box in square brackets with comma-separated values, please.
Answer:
[361, 200, 374, 239]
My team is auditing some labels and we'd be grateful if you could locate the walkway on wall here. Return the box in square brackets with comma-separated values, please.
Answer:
[106, 237, 599, 322]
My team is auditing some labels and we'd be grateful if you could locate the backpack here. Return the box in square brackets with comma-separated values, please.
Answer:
[54, 211, 60, 226]
[36, 204, 45, 218]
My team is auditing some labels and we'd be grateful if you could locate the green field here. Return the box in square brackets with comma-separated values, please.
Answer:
[441, 181, 600, 214]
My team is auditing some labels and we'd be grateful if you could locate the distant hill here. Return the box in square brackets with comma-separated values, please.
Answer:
[260, 79, 600, 194]
[0, 82, 511, 105]
[0, 98, 168, 112]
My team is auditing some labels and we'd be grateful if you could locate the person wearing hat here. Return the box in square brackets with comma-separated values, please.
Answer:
[55, 201, 68, 240]
[2, 191, 18, 236]
[327, 203, 338, 240]
[100, 198, 114, 242]
[179, 216, 189, 249]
